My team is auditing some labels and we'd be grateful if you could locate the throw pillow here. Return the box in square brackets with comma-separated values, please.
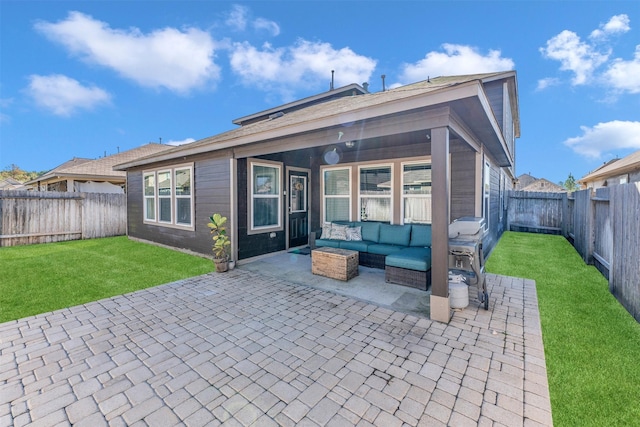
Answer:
[330, 224, 349, 240]
[346, 226, 362, 241]
[320, 223, 333, 239]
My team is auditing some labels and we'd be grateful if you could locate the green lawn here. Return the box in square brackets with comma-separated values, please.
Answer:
[0, 236, 213, 323]
[486, 232, 640, 427]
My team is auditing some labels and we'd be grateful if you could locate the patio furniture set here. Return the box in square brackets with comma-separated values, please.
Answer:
[312, 221, 432, 290]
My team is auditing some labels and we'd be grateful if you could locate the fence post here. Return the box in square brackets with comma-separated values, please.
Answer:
[561, 192, 568, 238]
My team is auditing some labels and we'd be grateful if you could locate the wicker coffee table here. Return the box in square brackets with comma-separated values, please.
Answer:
[311, 247, 359, 281]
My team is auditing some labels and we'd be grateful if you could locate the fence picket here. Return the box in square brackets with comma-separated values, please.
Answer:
[0, 190, 126, 246]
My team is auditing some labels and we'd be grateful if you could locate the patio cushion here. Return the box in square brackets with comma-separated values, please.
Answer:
[354, 221, 381, 243]
[346, 226, 362, 241]
[410, 224, 432, 247]
[339, 240, 371, 252]
[386, 247, 432, 271]
[379, 224, 411, 246]
[315, 238, 341, 248]
[367, 243, 404, 256]
[330, 224, 349, 240]
[320, 223, 333, 239]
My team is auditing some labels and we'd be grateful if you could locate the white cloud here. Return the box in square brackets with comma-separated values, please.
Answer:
[0, 97, 13, 124]
[35, 11, 220, 94]
[563, 120, 640, 158]
[590, 14, 631, 39]
[253, 18, 280, 37]
[398, 44, 514, 84]
[540, 14, 638, 93]
[225, 4, 248, 31]
[604, 45, 640, 94]
[225, 5, 279, 36]
[166, 138, 196, 146]
[540, 30, 608, 85]
[26, 74, 111, 116]
[536, 77, 561, 91]
[230, 39, 376, 97]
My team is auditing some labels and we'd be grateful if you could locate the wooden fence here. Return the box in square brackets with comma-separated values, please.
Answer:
[507, 184, 640, 322]
[0, 190, 126, 247]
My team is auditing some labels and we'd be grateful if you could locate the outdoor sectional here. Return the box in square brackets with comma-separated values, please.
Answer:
[314, 221, 432, 290]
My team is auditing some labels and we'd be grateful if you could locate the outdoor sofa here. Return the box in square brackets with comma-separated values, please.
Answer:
[313, 221, 432, 290]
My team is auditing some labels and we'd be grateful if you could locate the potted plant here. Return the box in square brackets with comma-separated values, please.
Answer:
[207, 213, 231, 272]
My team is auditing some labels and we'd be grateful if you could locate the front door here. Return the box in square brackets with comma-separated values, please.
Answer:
[287, 169, 309, 248]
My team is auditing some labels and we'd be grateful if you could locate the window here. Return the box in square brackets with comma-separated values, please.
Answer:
[323, 167, 351, 222]
[483, 161, 491, 231]
[402, 162, 431, 224]
[359, 165, 392, 221]
[158, 170, 172, 223]
[250, 162, 282, 231]
[290, 175, 307, 213]
[175, 168, 192, 225]
[143, 173, 156, 221]
[143, 165, 193, 228]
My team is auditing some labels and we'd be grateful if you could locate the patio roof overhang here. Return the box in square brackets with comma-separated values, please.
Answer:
[114, 79, 512, 171]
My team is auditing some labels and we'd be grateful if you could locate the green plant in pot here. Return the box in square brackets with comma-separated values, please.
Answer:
[207, 213, 231, 272]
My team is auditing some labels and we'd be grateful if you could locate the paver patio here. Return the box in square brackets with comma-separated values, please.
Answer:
[0, 265, 552, 426]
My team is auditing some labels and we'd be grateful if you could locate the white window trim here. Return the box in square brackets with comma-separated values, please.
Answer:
[401, 160, 432, 225]
[248, 160, 283, 234]
[142, 164, 194, 230]
[174, 166, 194, 227]
[321, 166, 352, 223]
[143, 172, 156, 222]
[358, 163, 393, 222]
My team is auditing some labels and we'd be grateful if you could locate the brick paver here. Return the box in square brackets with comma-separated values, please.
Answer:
[0, 269, 552, 426]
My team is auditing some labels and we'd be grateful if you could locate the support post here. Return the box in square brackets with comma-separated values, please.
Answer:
[430, 126, 451, 323]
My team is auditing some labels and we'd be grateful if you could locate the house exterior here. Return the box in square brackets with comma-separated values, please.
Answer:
[0, 177, 29, 191]
[115, 71, 520, 322]
[578, 149, 640, 190]
[26, 143, 173, 193]
[519, 177, 565, 193]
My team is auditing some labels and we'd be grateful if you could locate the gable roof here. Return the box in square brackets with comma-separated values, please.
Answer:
[232, 83, 369, 126]
[115, 71, 518, 170]
[579, 149, 640, 184]
[27, 143, 173, 184]
[520, 178, 565, 193]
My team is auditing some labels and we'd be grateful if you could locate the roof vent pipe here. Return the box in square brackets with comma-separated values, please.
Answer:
[381, 74, 386, 91]
[330, 70, 335, 90]
[362, 82, 369, 92]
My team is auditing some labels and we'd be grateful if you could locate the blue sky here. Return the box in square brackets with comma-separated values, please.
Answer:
[1, 1, 639, 184]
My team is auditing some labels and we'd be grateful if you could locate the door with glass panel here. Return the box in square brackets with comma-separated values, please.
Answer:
[288, 169, 309, 248]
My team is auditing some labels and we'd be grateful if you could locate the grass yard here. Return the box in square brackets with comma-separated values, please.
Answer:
[0, 236, 213, 323]
[486, 232, 640, 427]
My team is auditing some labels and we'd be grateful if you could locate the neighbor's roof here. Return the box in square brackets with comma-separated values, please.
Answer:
[579, 149, 640, 183]
[27, 143, 173, 184]
[115, 71, 518, 170]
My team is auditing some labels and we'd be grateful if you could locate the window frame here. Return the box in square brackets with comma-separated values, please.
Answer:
[157, 169, 173, 224]
[358, 163, 393, 222]
[174, 166, 194, 226]
[248, 160, 283, 234]
[143, 172, 156, 222]
[401, 161, 432, 224]
[322, 166, 352, 223]
[142, 164, 194, 230]
[483, 160, 491, 232]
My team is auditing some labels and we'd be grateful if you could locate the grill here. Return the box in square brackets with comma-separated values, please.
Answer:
[448, 217, 489, 310]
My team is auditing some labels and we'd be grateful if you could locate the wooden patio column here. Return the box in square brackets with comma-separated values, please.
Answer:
[430, 126, 451, 323]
